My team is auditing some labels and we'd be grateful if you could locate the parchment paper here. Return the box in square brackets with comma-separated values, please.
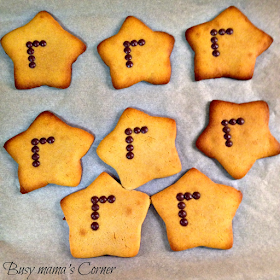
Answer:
[0, 0, 280, 279]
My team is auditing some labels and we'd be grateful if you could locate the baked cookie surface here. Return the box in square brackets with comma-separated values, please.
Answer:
[60, 172, 150, 258]
[151, 168, 242, 251]
[97, 16, 175, 89]
[96, 108, 182, 190]
[1, 11, 86, 89]
[185, 6, 273, 81]
[4, 111, 94, 193]
[196, 100, 280, 179]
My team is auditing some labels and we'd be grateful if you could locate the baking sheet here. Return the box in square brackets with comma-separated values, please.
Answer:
[0, 0, 280, 279]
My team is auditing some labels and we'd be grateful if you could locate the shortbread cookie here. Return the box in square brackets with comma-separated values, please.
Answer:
[196, 100, 280, 179]
[97, 16, 175, 89]
[4, 111, 94, 193]
[151, 168, 242, 251]
[1, 11, 86, 89]
[60, 172, 150, 258]
[96, 108, 182, 190]
[185, 6, 273, 81]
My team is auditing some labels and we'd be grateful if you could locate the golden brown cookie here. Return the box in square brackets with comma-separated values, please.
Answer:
[185, 6, 273, 81]
[97, 16, 175, 89]
[1, 11, 86, 89]
[151, 168, 242, 251]
[196, 100, 280, 179]
[60, 172, 150, 258]
[96, 108, 182, 190]
[4, 111, 94, 193]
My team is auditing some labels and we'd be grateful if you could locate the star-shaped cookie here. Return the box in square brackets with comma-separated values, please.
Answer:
[1, 11, 86, 89]
[151, 168, 242, 251]
[185, 6, 273, 81]
[96, 108, 182, 190]
[60, 172, 150, 258]
[196, 100, 280, 179]
[4, 111, 94, 193]
[97, 16, 175, 89]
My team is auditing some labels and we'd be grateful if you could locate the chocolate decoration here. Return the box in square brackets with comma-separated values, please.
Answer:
[192, 192, 201, 200]
[211, 43, 219, 49]
[107, 195, 116, 203]
[226, 28, 233, 35]
[229, 119, 236, 125]
[141, 126, 148, 134]
[125, 128, 132, 135]
[47, 137, 55, 144]
[224, 133, 231, 140]
[226, 140, 233, 147]
[91, 196, 99, 204]
[223, 126, 230, 133]
[178, 202, 186, 209]
[32, 160, 40, 167]
[210, 29, 217, 36]
[219, 29, 226, 35]
[211, 37, 218, 43]
[26, 40, 47, 68]
[134, 127, 141, 134]
[125, 54, 132, 60]
[138, 39, 145, 46]
[33, 40, 40, 47]
[126, 144, 134, 152]
[126, 152, 134, 159]
[212, 50, 220, 57]
[126, 61, 133, 68]
[91, 222, 99, 231]
[39, 40, 47, 47]
[176, 193, 185, 201]
[125, 136, 134, 143]
[123, 41, 130, 47]
[26, 41, 33, 48]
[130, 40, 138, 46]
[31, 138, 39, 145]
[92, 204, 99, 211]
[237, 118, 245, 125]
[29, 62, 36, 68]
[27, 48, 34, 55]
[28, 55, 35, 62]
[99, 196, 107, 203]
[39, 138, 47, 144]
[124, 47, 131, 54]
[32, 153, 40, 160]
[178, 210, 187, 218]
[180, 218, 188, 226]
[184, 192, 193, 200]
[31, 146, 39, 153]
[221, 120, 229, 126]
[91, 212, 99, 220]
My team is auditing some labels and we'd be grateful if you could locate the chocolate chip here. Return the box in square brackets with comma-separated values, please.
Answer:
[226, 140, 233, 147]
[211, 37, 218, 43]
[212, 50, 220, 57]
[134, 127, 141, 134]
[27, 48, 34, 55]
[28, 56, 35, 62]
[126, 144, 134, 151]
[91, 212, 99, 220]
[237, 118, 245, 125]
[125, 54, 132, 60]
[221, 120, 229, 126]
[39, 40, 47, 47]
[211, 43, 219, 49]
[176, 193, 185, 201]
[32, 160, 40, 167]
[223, 126, 230, 133]
[33, 40, 40, 47]
[210, 29, 217, 36]
[91, 196, 99, 204]
[226, 28, 233, 35]
[29, 62, 36, 68]
[184, 192, 193, 200]
[130, 40, 138, 46]
[126, 152, 134, 159]
[123, 41, 130, 47]
[138, 39, 145, 46]
[180, 218, 188, 226]
[125, 136, 134, 143]
[92, 204, 99, 211]
[141, 126, 148, 134]
[224, 133, 231, 140]
[47, 137, 55, 144]
[99, 196, 107, 203]
[31, 138, 39, 145]
[32, 153, 40, 160]
[125, 128, 132, 135]
[178, 202, 186, 209]
[219, 29, 226, 35]
[91, 222, 99, 230]
[229, 119, 236, 125]
[178, 210, 187, 218]
[31, 146, 39, 153]
[124, 47, 131, 54]
[26, 41, 33, 48]
[39, 138, 47, 144]
[192, 192, 201, 199]
[107, 195, 116, 203]
[126, 61, 133, 68]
